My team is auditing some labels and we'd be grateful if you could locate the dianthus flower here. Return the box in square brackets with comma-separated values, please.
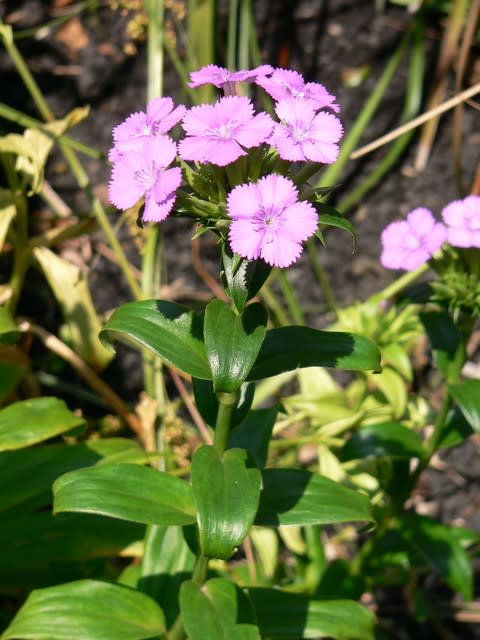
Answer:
[441, 195, 480, 248]
[188, 64, 273, 95]
[255, 68, 340, 113]
[380, 208, 447, 271]
[178, 96, 273, 166]
[227, 174, 318, 268]
[108, 136, 181, 222]
[270, 98, 343, 163]
[109, 97, 185, 160]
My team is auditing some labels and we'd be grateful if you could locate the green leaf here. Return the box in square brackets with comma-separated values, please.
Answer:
[192, 446, 262, 559]
[0, 306, 20, 343]
[192, 378, 254, 428]
[247, 588, 375, 639]
[397, 512, 474, 601]
[366, 367, 407, 419]
[341, 422, 425, 461]
[0, 512, 143, 587]
[0, 397, 84, 452]
[0, 438, 150, 514]
[204, 300, 267, 392]
[180, 578, 260, 640]
[138, 525, 195, 628]
[221, 247, 272, 313]
[248, 328, 381, 380]
[317, 208, 356, 251]
[0, 351, 28, 403]
[1, 580, 166, 640]
[255, 469, 372, 527]
[100, 299, 211, 380]
[53, 463, 196, 526]
[448, 379, 480, 433]
[420, 311, 463, 381]
[228, 406, 279, 469]
[34, 247, 113, 369]
[439, 406, 474, 448]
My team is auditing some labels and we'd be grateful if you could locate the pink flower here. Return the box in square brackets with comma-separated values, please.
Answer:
[441, 195, 480, 248]
[256, 68, 340, 113]
[108, 136, 181, 222]
[188, 64, 273, 95]
[178, 96, 273, 166]
[109, 97, 185, 160]
[270, 98, 343, 163]
[227, 174, 318, 268]
[380, 208, 447, 271]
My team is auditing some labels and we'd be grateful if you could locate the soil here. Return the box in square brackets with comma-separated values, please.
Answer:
[1, 0, 479, 638]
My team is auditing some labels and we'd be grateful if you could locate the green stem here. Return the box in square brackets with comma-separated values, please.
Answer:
[168, 555, 209, 640]
[370, 261, 430, 304]
[214, 390, 240, 455]
[276, 268, 304, 325]
[0, 102, 103, 159]
[306, 239, 338, 316]
[7, 195, 30, 314]
[260, 279, 292, 326]
[338, 17, 425, 213]
[316, 26, 411, 191]
[0, 23, 141, 300]
[144, 0, 164, 101]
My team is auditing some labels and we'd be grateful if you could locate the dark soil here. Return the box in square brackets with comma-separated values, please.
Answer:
[1, 0, 479, 638]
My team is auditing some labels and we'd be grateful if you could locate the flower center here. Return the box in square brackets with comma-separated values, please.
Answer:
[134, 164, 157, 190]
[405, 235, 420, 250]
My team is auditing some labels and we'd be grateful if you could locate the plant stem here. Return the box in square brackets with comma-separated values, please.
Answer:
[370, 262, 430, 303]
[306, 240, 338, 317]
[214, 390, 239, 455]
[316, 26, 411, 191]
[0, 102, 103, 158]
[0, 23, 141, 300]
[276, 269, 304, 325]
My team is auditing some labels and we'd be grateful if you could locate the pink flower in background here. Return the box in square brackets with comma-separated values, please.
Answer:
[188, 64, 273, 95]
[380, 208, 447, 271]
[109, 97, 185, 160]
[178, 96, 273, 166]
[441, 195, 480, 248]
[270, 98, 343, 163]
[256, 68, 340, 113]
[227, 174, 318, 267]
[109, 136, 181, 222]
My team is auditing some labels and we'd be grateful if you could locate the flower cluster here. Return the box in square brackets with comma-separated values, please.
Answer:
[108, 64, 344, 267]
[380, 195, 480, 271]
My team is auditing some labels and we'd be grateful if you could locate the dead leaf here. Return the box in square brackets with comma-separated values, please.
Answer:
[55, 17, 89, 56]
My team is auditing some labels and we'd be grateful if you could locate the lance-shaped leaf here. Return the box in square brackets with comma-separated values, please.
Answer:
[53, 463, 196, 526]
[397, 512, 475, 601]
[247, 588, 375, 640]
[0, 397, 84, 452]
[1, 579, 166, 640]
[255, 469, 372, 527]
[180, 578, 260, 640]
[0, 355, 28, 404]
[0, 438, 150, 514]
[34, 247, 113, 369]
[248, 327, 381, 380]
[0, 512, 144, 587]
[204, 300, 267, 392]
[341, 422, 425, 461]
[221, 246, 272, 313]
[448, 379, 480, 433]
[192, 445, 262, 559]
[101, 299, 211, 380]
